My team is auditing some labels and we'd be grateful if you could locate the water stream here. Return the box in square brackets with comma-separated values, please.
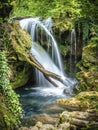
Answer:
[70, 29, 77, 75]
[17, 17, 77, 116]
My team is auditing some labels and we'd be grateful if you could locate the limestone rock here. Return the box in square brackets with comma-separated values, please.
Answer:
[58, 110, 98, 130]
[76, 42, 98, 91]
[57, 91, 98, 111]
[2, 21, 32, 89]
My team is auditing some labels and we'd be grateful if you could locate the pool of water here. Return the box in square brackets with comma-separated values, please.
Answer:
[15, 85, 70, 116]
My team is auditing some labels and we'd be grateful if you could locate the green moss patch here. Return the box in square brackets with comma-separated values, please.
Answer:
[76, 42, 98, 91]
[57, 91, 98, 111]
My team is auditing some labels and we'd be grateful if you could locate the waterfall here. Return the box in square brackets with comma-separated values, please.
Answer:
[70, 29, 77, 75]
[19, 17, 76, 93]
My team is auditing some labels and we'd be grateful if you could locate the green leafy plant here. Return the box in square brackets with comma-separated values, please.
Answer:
[0, 51, 22, 129]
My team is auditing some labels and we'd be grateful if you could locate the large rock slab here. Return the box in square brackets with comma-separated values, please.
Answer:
[57, 91, 98, 111]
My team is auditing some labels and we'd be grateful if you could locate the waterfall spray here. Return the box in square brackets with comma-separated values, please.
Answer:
[19, 17, 77, 91]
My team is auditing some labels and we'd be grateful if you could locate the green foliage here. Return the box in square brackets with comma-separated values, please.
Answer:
[12, 0, 98, 41]
[78, 0, 98, 21]
[76, 91, 98, 110]
[59, 45, 70, 57]
[12, 0, 81, 20]
[90, 24, 98, 38]
[76, 0, 98, 43]
[10, 0, 82, 33]
[0, 0, 14, 22]
[0, 51, 22, 129]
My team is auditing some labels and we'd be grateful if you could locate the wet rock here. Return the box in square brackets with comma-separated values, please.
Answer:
[56, 91, 98, 129]
[19, 121, 70, 130]
[2, 21, 32, 89]
[57, 91, 98, 111]
[18, 121, 55, 130]
[43, 103, 65, 114]
[18, 127, 29, 130]
[21, 113, 58, 127]
[58, 110, 98, 130]
[76, 42, 98, 91]
[31, 113, 57, 125]
[57, 122, 70, 130]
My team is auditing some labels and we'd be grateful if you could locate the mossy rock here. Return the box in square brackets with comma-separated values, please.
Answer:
[58, 110, 98, 130]
[57, 91, 98, 129]
[82, 43, 97, 68]
[2, 21, 33, 88]
[10, 62, 32, 89]
[76, 42, 98, 91]
[57, 91, 98, 111]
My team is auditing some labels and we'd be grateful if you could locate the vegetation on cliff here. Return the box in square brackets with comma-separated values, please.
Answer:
[12, 0, 80, 29]
[76, 40, 98, 92]
[0, 1, 23, 129]
[0, 51, 22, 130]
[6, 21, 32, 88]
[0, 0, 13, 22]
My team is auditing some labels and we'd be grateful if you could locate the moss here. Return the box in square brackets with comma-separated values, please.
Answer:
[57, 91, 98, 111]
[1, 21, 33, 89]
[76, 41, 98, 91]
[58, 109, 98, 130]
[59, 45, 70, 57]
[10, 62, 31, 89]
[54, 18, 73, 32]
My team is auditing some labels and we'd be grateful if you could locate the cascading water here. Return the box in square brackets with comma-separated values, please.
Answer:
[70, 29, 77, 76]
[18, 17, 77, 116]
[19, 18, 64, 73]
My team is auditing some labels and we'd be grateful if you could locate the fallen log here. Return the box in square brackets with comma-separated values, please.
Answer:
[29, 54, 60, 87]
[29, 54, 68, 87]
[9, 21, 70, 88]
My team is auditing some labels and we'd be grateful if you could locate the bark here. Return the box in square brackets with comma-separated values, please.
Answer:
[9, 21, 69, 87]
[29, 54, 67, 86]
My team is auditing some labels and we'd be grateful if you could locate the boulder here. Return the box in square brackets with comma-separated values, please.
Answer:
[76, 42, 98, 91]
[2, 21, 33, 89]
[57, 91, 98, 111]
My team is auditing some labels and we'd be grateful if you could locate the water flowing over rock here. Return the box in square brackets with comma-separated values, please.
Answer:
[70, 29, 77, 75]
[19, 17, 77, 93]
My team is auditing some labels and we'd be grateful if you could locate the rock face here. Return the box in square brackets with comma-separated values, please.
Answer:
[57, 91, 98, 111]
[76, 41, 98, 91]
[2, 21, 33, 89]
[57, 91, 98, 129]
[18, 119, 70, 130]
[58, 110, 98, 130]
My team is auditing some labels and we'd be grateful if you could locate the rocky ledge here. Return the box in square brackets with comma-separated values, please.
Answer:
[18, 91, 98, 130]
[57, 91, 98, 129]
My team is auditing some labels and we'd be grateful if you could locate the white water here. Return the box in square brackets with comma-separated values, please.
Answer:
[19, 17, 77, 96]
[19, 18, 64, 72]
[70, 29, 77, 75]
